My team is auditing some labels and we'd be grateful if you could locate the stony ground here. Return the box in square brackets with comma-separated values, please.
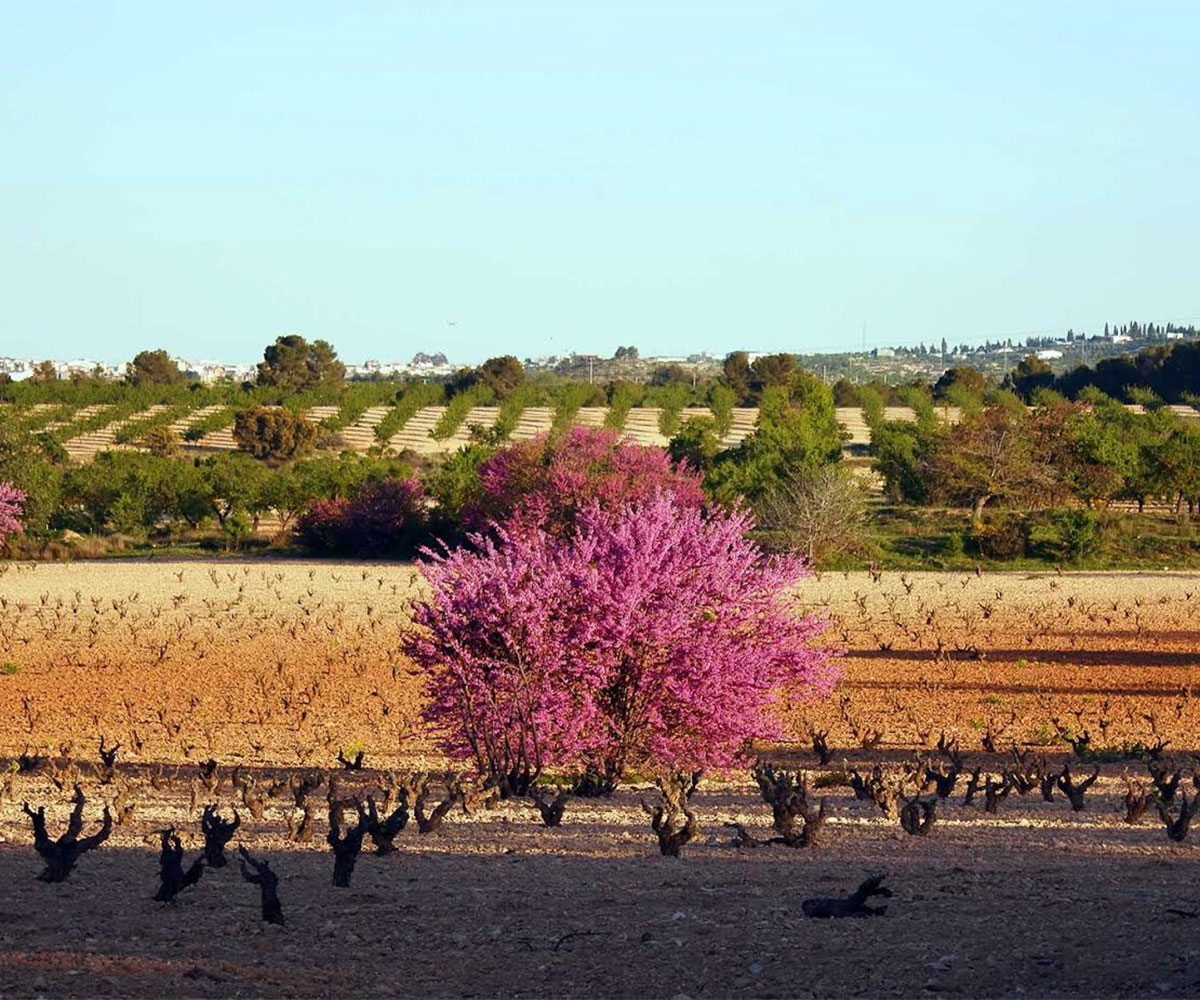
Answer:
[0, 561, 1198, 998]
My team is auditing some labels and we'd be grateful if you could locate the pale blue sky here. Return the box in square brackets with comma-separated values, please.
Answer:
[2, 1, 1197, 365]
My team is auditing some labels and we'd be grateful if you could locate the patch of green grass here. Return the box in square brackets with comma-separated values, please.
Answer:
[1076, 739, 1155, 763]
[1, 661, 20, 676]
[1028, 723, 1057, 746]
[833, 504, 1200, 573]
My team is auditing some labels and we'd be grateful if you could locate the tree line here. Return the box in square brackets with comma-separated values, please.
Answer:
[1, 335, 1198, 565]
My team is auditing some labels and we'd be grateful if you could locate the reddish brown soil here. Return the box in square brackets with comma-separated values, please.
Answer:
[794, 569, 1200, 753]
[0, 562, 1198, 998]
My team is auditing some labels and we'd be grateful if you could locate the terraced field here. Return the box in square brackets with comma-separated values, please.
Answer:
[10, 399, 1199, 465]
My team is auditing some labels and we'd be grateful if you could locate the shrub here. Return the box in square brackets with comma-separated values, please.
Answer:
[486, 383, 538, 443]
[141, 426, 181, 458]
[648, 382, 691, 437]
[423, 445, 492, 533]
[603, 381, 642, 432]
[374, 383, 445, 445]
[462, 426, 706, 538]
[1046, 507, 1103, 561]
[754, 465, 867, 564]
[233, 407, 320, 461]
[550, 383, 602, 437]
[969, 513, 1030, 560]
[431, 384, 494, 440]
[405, 495, 837, 794]
[707, 383, 736, 437]
[668, 417, 720, 473]
[937, 530, 966, 560]
[183, 406, 234, 442]
[295, 476, 425, 557]
[221, 510, 254, 550]
[0, 481, 26, 543]
[294, 497, 351, 552]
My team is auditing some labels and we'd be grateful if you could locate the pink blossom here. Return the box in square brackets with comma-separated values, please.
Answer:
[405, 493, 836, 790]
[0, 482, 26, 542]
[463, 426, 706, 538]
[295, 477, 424, 556]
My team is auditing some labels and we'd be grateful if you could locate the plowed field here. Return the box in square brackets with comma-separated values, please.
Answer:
[0, 562, 1197, 998]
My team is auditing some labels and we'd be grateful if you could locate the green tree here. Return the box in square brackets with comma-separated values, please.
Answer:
[648, 364, 692, 387]
[668, 416, 721, 473]
[857, 384, 886, 429]
[199, 454, 269, 527]
[750, 353, 797, 395]
[233, 407, 320, 461]
[256, 334, 345, 391]
[923, 404, 1067, 522]
[126, 349, 185, 387]
[722, 352, 753, 405]
[1152, 424, 1200, 518]
[1062, 392, 1139, 506]
[706, 378, 844, 504]
[1007, 355, 1055, 401]
[256, 465, 310, 534]
[472, 356, 526, 399]
[162, 460, 213, 528]
[870, 420, 932, 503]
[61, 453, 180, 534]
[933, 366, 987, 400]
[707, 383, 736, 437]
[0, 426, 63, 534]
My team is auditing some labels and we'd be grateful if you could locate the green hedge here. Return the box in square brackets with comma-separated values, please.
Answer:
[113, 403, 195, 444]
[374, 383, 445, 444]
[183, 406, 236, 442]
[431, 384, 495, 440]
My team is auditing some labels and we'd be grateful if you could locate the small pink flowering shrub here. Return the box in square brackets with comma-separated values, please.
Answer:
[296, 477, 425, 557]
[0, 482, 26, 545]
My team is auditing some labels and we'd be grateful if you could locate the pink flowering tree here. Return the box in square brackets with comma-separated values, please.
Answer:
[0, 482, 26, 548]
[461, 426, 707, 537]
[405, 494, 836, 796]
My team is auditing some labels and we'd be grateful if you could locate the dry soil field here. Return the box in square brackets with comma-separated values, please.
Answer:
[0, 561, 1198, 998]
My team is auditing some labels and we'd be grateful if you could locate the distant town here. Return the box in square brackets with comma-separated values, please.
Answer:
[1, 319, 1194, 386]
